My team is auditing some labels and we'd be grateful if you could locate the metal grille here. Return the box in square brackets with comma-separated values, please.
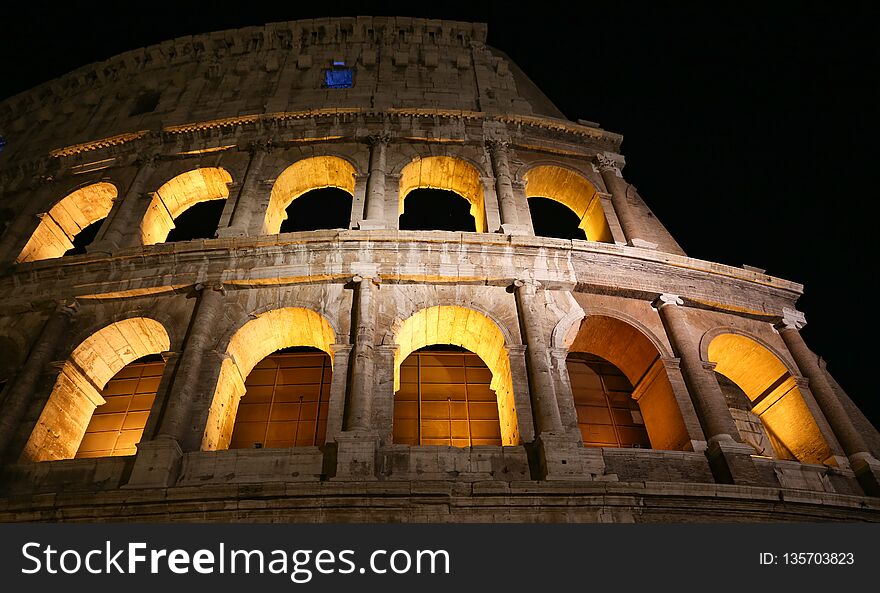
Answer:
[567, 354, 651, 449]
[394, 349, 502, 447]
[229, 352, 332, 449]
[76, 358, 165, 458]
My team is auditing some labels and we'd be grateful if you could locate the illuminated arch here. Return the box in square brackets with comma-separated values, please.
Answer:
[393, 305, 518, 445]
[17, 182, 118, 263]
[398, 156, 486, 232]
[707, 332, 832, 464]
[264, 157, 357, 235]
[524, 165, 612, 242]
[22, 317, 170, 462]
[140, 167, 233, 245]
[568, 314, 691, 450]
[202, 307, 336, 451]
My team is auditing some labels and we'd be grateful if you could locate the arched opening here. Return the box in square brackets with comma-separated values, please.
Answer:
[527, 197, 587, 240]
[392, 306, 518, 446]
[17, 182, 117, 263]
[524, 166, 613, 242]
[202, 307, 335, 451]
[228, 346, 333, 449]
[141, 167, 232, 245]
[398, 156, 486, 232]
[707, 333, 832, 464]
[75, 353, 166, 458]
[568, 353, 651, 448]
[279, 187, 352, 233]
[62, 219, 104, 256]
[567, 315, 691, 450]
[395, 345, 501, 446]
[22, 317, 170, 462]
[265, 157, 356, 235]
[398, 189, 477, 232]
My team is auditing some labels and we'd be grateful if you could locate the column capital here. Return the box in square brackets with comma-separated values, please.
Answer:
[659, 356, 682, 370]
[793, 376, 811, 390]
[247, 139, 275, 154]
[366, 132, 393, 146]
[512, 278, 542, 292]
[653, 293, 684, 309]
[330, 343, 354, 356]
[375, 343, 400, 358]
[351, 274, 381, 285]
[593, 152, 625, 176]
[775, 307, 807, 331]
[549, 347, 569, 360]
[700, 360, 718, 372]
[54, 298, 79, 318]
[134, 152, 163, 169]
[194, 281, 227, 296]
[505, 344, 528, 356]
[485, 138, 510, 152]
[159, 350, 180, 363]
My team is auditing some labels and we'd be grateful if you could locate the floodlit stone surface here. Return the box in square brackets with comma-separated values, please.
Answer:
[0, 16, 877, 522]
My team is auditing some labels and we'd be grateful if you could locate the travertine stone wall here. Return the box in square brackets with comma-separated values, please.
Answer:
[0, 17, 878, 522]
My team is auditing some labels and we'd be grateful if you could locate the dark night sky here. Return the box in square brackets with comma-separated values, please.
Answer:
[1, 2, 877, 426]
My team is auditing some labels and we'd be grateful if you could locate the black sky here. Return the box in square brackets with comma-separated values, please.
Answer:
[0, 1, 877, 425]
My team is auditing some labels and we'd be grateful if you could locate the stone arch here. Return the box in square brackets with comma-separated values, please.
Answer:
[264, 156, 357, 235]
[567, 313, 690, 450]
[704, 330, 832, 464]
[202, 307, 336, 451]
[699, 326, 796, 375]
[398, 156, 487, 232]
[391, 305, 519, 445]
[382, 299, 518, 350]
[140, 167, 233, 245]
[21, 317, 170, 462]
[17, 182, 118, 263]
[523, 165, 613, 242]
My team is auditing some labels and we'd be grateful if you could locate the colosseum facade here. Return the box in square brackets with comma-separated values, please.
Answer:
[0, 17, 878, 522]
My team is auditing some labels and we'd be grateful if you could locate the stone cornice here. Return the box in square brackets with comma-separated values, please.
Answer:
[0, 231, 803, 318]
[0, 110, 621, 189]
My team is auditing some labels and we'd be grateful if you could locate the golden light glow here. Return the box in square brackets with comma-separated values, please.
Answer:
[708, 333, 831, 464]
[202, 307, 336, 451]
[569, 315, 690, 450]
[16, 182, 118, 263]
[398, 156, 486, 233]
[393, 305, 518, 445]
[22, 317, 170, 462]
[524, 166, 612, 242]
[264, 156, 356, 235]
[140, 168, 233, 245]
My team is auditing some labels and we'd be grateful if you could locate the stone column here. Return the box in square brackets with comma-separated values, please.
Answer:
[216, 141, 271, 237]
[513, 280, 589, 479]
[324, 344, 353, 443]
[513, 279, 562, 435]
[594, 153, 655, 249]
[332, 275, 379, 480]
[550, 347, 581, 439]
[126, 282, 226, 488]
[349, 174, 368, 229]
[654, 294, 763, 485]
[776, 308, 880, 495]
[360, 134, 390, 229]
[88, 155, 159, 253]
[505, 344, 536, 444]
[0, 301, 77, 462]
[486, 139, 526, 234]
